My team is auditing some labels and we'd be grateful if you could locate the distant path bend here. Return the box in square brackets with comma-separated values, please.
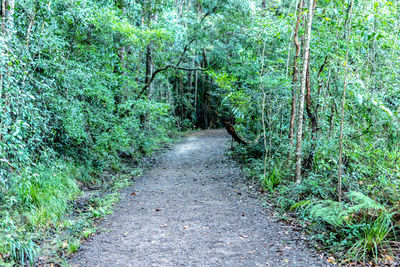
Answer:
[70, 129, 329, 267]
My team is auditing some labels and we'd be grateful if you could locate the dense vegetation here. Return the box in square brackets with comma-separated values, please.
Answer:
[0, 0, 399, 265]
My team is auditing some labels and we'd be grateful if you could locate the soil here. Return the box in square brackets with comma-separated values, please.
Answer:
[70, 129, 331, 267]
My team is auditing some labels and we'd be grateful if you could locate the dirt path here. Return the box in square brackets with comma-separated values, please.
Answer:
[70, 129, 330, 267]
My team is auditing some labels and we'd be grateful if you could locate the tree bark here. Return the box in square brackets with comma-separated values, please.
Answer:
[261, 0, 266, 10]
[1, 0, 14, 34]
[194, 55, 199, 116]
[289, 0, 304, 147]
[305, 66, 318, 137]
[202, 49, 209, 129]
[145, 45, 153, 97]
[338, 0, 354, 202]
[0, 0, 15, 98]
[295, 0, 315, 183]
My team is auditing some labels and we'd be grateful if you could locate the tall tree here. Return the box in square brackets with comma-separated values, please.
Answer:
[0, 0, 15, 100]
[295, 0, 315, 183]
[289, 0, 304, 148]
[338, 0, 354, 202]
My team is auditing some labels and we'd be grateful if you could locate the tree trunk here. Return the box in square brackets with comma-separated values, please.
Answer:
[119, 46, 127, 99]
[180, 74, 183, 120]
[261, 0, 266, 10]
[305, 66, 318, 137]
[0, 0, 14, 145]
[145, 45, 153, 97]
[194, 55, 198, 118]
[1, 0, 14, 34]
[295, 0, 315, 183]
[289, 0, 304, 148]
[0, 0, 15, 99]
[338, 0, 354, 202]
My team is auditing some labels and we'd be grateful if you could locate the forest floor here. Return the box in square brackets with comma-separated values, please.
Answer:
[69, 129, 331, 267]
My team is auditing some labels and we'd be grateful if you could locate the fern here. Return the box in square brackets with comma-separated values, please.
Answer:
[347, 191, 385, 215]
[304, 192, 385, 228]
[309, 200, 347, 227]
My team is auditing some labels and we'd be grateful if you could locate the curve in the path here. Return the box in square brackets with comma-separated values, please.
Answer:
[70, 129, 330, 267]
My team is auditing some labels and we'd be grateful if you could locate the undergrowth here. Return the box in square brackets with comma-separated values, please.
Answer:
[0, 132, 177, 266]
[232, 142, 400, 265]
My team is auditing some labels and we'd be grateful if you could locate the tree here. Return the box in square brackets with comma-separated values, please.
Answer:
[338, 0, 354, 202]
[295, 0, 315, 183]
[289, 0, 303, 148]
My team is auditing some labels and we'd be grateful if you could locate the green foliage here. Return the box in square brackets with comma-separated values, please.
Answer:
[261, 166, 282, 193]
[1, 0, 400, 264]
[216, 0, 400, 263]
[0, 213, 38, 265]
[0, 0, 179, 264]
[348, 212, 394, 263]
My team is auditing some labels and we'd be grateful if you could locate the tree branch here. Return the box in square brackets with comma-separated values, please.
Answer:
[0, 158, 15, 171]
[135, 64, 206, 100]
[135, 6, 218, 100]
[200, 6, 217, 24]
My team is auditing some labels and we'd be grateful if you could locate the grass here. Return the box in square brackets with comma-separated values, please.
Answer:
[348, 212, 394, 263]
[0, 134, 175, 266]
[261, 166, 282, 193]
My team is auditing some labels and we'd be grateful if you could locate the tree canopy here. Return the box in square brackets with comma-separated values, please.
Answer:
[1, 0, 400, 265]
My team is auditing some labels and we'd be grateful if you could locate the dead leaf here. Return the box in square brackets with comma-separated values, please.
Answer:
[131, 192, 136, 196]
[327, 256, 336, 263]
[385, 255, 394, 261]
[183, 226, 188, 229]
[239, 234, 248, 239]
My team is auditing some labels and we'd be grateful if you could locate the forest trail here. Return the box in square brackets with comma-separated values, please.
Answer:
[70, 129, 329, 267]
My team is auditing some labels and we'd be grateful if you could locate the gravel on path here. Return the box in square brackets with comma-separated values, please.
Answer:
[70, 129, 330, 267]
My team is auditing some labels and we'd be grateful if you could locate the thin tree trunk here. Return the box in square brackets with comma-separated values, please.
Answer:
[0, 0, 15, 144]
[119, 4, 128, 100]
[261, 0, 266, 10]
[189, 56, 195, 115]
[338, 0, 354, 202]
[194, 55, 198, 117]
[259, 41, 268, 179]
[187, 0, 191, 12]
[189, 56, 194, 93]
[180, 75, 183, 120]
[295, 0, 315, 183]
[2, 0, 14, 34]
[0, 0, 15, 98]
[145, 45, 153, 97]
[289, 0, 303, 148]
[305, 66, 318, 137]
[119, 46, 127, 99]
